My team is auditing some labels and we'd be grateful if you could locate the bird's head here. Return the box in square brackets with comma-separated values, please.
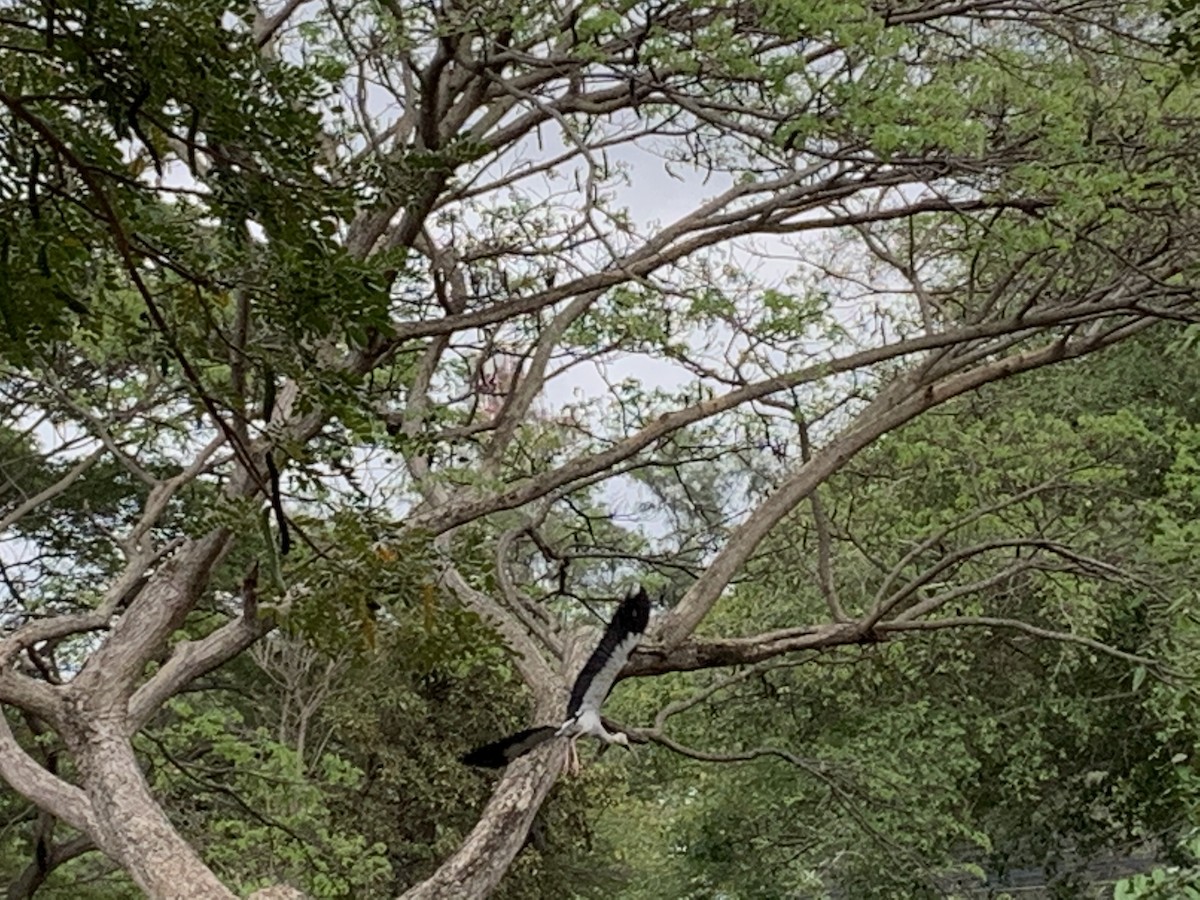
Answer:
[610, 731, 633, 752]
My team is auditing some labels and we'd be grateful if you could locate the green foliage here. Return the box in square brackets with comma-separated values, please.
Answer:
[1115, 831, 1200, 898]
[142, 698, 393, 898]
[1166, 0, 1200, 76]
[2, 0, 1199, 895]
[0, 0, 407, 376]
[593, 332, 1200, 898]
[190, 626, 623, 899]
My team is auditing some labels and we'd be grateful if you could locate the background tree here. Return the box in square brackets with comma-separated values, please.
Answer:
[1, 0, 1199, 897]
[594, 328, 1200, 898]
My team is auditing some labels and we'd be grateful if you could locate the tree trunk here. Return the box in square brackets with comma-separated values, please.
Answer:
[69, 720, 235, 900]
[402, 640, 580, 900]
[401, 744, 564, 900]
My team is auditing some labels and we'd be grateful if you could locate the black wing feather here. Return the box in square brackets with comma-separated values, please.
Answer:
[567, 587, 651, 718]
[460, 726, 558, 768]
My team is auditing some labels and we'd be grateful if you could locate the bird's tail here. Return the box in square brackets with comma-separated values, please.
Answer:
[460, 726, 559, 768]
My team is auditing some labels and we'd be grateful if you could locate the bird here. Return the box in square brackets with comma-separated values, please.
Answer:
[461, 587, 651, 774]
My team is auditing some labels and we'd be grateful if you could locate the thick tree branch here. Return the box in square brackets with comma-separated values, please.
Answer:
[0, 715, 96, 838]
[400, 746, 564, 900]
[627, 622, 867, 677]
[129, 611, 273, 732]
[68, 531, 230, 713]
[439, 563, 557, 708]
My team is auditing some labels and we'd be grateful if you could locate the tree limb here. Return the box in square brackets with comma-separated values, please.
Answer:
[68, 531, 230, 713]
[0, 714, 96, 838]
[656, 315, 1158, 649]
[877, 616, 1160, 669]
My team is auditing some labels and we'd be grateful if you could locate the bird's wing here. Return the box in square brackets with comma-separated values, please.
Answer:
[567, 587, 651, 719]
[460, 726, 559, 768]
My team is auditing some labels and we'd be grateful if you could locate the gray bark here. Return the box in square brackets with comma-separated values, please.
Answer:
[401, 748, 565, 900]
[67, 720, 235, 900]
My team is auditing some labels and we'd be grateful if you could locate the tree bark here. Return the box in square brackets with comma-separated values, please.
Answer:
[401, 632, 593, 899]
[67, 719, 235, 900]
[401, 746, 564, 900]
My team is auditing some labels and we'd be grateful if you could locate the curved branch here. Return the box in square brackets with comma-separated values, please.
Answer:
[877, 616, 1160, 669]
[129, 610, 274, 732]
[494, 523, 563, 658]
[6, 832, 94, 900]
[400, 747, 564, 900]
[656, 315, 1157, 649]
[639, 729, 935, 872]
[868, 537, 1050, 626]
[651, 657, 812, 731]
[0, 715, 96, 838]
[642, 729, 827, 776]
[870, 474, 1094, 610]
[69, 531, 230, 712]
[798, 418, 847, 622]
[0, 447, 104, 533]
[439, 564, 557, 708]
[407, 301, 1152, 538]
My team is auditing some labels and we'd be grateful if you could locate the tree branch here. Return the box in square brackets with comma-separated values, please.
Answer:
[6, 832, 94, 900]
[877, 616, 1159, 669]
[405, 300, 1156, 538]
[68, 531, 230, 713]
[0, 447, 104, 533]
[0, 714, 96, 838]
[129, 612, 273, 732]
[656, 314, 1158, 649]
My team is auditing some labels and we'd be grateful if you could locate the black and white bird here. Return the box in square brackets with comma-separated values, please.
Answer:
[461, 587, 651, 773]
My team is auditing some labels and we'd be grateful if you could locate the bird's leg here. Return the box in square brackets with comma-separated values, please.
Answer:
[567, 737, 580, 776]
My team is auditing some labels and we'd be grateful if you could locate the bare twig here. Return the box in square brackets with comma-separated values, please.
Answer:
[0, 448, 104, 533]
[878, 616, 1161, 669]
